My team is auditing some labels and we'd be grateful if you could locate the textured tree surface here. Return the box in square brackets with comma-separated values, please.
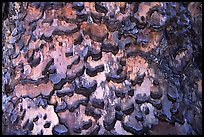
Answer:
[2, 2, 202, 135]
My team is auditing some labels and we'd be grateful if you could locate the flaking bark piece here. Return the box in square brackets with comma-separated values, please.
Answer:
[24, 3, 43, 23]
[81, 22, 108, 42]
[106, 72, 127, 83]
[29, 57, 52, 80]
[66, 60, 85, 82]
[14, 81, 53, 98]
[86, 63, 104, 77]
[75, 77, 97, 97]
[135, 2, 161, 23]
[56, 82, 75, 97]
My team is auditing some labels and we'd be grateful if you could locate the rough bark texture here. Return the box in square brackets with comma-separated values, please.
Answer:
[2, 2, 202, 135]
